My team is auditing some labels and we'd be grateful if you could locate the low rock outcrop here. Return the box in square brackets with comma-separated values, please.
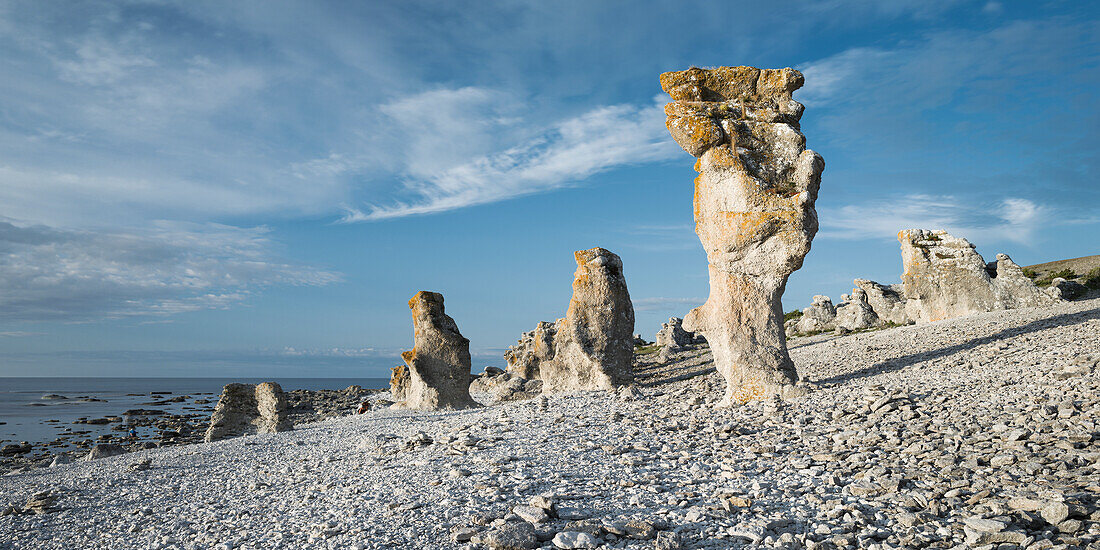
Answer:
[503, 321, 557, 380]
[469, 368, 542, 403]
[204, 382, 292, 442]
[834, 288, 879, 331]
[655, 317, 694, 350]
[661, 65, 823, 405]
[393, 291, 480, 410]
[853, 279, 909, 326]
[793, 295, 835, 334]
[539, 248, 635, 392]
[1049, 278, 1087, 300]
[899, 230, 1058, 323]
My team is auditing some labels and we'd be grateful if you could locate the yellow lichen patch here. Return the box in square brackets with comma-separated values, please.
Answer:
[666, 114, 723, 157]
[401, 349, 415, 363]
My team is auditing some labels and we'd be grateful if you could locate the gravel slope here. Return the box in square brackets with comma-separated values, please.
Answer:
[2, 297, 1098, 550]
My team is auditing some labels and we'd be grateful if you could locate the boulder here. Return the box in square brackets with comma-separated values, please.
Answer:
[793, 295, 835, 334]
[1049, 277, 1087, 300]
[661, 66, 823, 405]
[655, 317, 694, 350]
[834, 288, 879, 330]
[853, 279, 910, 325]
[204, 382, 293, 442]
[503, 321, 557, 380]
[85, 443, 125, 461]
[539, 248, 635, 392]
[389, 364, 410, 401]
[392, 291, 480, 410]
[899, 230, 1058, 323]
[469, 368, 540, 402]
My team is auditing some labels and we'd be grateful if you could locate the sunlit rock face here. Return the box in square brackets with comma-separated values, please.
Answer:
[661, 66, 824, 405]
[538, 248, 635, 392]
[899, 229, 1059, 323]
[392, 291, 480, 411]
[205, 382, 292, 442]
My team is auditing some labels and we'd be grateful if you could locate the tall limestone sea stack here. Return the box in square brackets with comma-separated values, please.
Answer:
[539, 248, 635, 392]
[661, 66, 824, 405]
[393, 291, 480, 410]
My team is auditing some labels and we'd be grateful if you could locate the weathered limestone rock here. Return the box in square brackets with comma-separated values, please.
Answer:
[85, 443, 126, 461]
[899, 230, 1058, 323]
[834, 288, 879, 330]
[539, 248, 635, 392]
[469, 368, 541, 403]
[389, 364, 410, 401]
[655, 317, 693, 350]
[393, 291, 479, 410]
[793, 295, 836, 334]
[853, 279, 910, 325]
[1048, 277, 1087, 300]
[204, 382, 292, 442]
[661, 66, 823, 405]
[503, 321, 558, 380]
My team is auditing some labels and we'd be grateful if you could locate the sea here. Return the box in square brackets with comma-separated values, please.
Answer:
[0, 377, 389, 449]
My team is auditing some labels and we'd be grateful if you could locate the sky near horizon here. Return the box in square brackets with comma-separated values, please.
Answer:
[0, 0, 1097, 378]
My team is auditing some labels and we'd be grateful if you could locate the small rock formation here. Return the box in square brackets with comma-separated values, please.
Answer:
[85, 443, 126, 461]
[793, 295, 836, 334]
[539, 248, 635, 392]
[655, 317, 694, 350]
[853, 279, 909, 325]
[661, 66, 823, 405]
[834, 288, 879, 330]
[389, 364, 410, 401]
[899, 230, 1058, 323]
[503, 321, 557, 380]
[204, 382, 292, 442]
[469, 367, 542, 403]
[392, 291, 480, 410]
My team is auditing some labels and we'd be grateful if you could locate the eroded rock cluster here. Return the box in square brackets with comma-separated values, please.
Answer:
[655, 317, 695, 351]
[204, 382, 292, 442]
[792, 230, 1063, 335]
[392, 291, 480, 411]
[661, 65, 823, 405]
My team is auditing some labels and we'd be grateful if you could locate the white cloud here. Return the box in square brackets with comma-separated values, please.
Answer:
[0, 221, 340, 322]
[342, 93, 681, 221]
[819, 195, 1052, 244]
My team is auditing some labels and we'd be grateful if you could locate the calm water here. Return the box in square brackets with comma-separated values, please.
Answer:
[0, 377, 388, 448]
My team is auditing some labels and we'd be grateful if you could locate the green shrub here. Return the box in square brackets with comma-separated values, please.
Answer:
[1085, 266, 1100, 290]
[1022, 268, 1038, 279]
[783, 310, 803, 322]
[634, 344, 661, 355]
[1035, 268, 1080, 287]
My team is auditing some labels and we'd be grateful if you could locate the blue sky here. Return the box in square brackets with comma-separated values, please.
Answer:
[0, 0, 1097, 377]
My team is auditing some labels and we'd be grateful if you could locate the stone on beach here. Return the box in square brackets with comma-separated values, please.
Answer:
[661, 65, 823, 405]
[204, 382, 292, 442]
[834, 287, 879, 331]
[85, 443, 126, 461]
[392, 291, 480, 410]
[538, 247, 635, 392]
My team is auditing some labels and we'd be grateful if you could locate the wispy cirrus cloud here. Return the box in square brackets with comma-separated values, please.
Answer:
[0, 221, 340, 322]
[340, 93, 681, 221]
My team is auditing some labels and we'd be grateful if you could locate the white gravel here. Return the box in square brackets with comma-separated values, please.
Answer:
[2, 296, 1098, 549]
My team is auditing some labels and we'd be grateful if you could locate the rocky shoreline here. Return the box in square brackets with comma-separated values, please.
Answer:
[0, 385, 384, 475]
[1, 297, 1097, 548]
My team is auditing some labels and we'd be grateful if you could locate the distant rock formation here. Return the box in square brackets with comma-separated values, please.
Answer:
[655, 317, 693, 350]
[393, 291, 480, 410]
[853, 279, 909, 325]
[469, 367, 543, 403]
[504, 321, 557, 380]
[899, 230, 1058, 323]
[793, 295, 836, 334]
[538, 248, 635, 392]
[834, 287, 879, 330]
[205, 382, 292, 442]
[389, 364, 410, 401]
[661, 65, 823, 405]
